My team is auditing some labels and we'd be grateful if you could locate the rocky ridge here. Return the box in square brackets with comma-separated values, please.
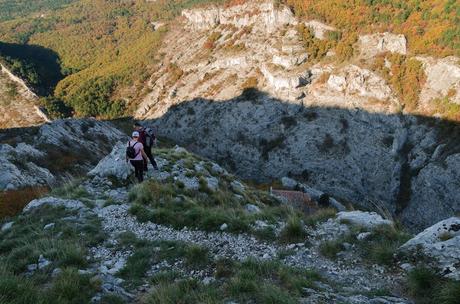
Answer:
[0, 118, 125, 191]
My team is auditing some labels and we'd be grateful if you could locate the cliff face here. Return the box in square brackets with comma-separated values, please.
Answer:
[135, 1, 460, 231]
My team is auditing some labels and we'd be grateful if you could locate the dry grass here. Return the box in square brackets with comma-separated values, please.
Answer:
[0, 186, 49, 218]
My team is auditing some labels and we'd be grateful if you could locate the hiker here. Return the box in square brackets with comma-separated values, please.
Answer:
[126, 131, 149, 183]
[134, 122, 159, 171]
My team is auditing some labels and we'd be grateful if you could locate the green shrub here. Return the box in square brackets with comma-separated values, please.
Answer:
[407, 267, 441, 303]
[360, 225, 410, 266]
[45, 268, 97, 304]
[319, 240, 343, 259]
[184, 245, 209, 268]
[279, 215, 307, 243]
[438, 281, 460, 304]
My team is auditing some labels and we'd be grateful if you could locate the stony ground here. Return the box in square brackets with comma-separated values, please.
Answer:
[4, 145, 458, 304]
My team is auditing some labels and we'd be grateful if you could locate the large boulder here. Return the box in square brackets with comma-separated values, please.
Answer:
[88, 142, 133, 180]
[400, 217, 460, 280]
[326, 65, 394, 101]
[261, 64, 310, 91]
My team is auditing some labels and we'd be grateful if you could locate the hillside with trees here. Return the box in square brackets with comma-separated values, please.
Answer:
[0, 0, 458, 119]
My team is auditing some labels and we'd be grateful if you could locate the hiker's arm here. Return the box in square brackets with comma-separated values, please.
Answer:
[141, 148, 149, 162]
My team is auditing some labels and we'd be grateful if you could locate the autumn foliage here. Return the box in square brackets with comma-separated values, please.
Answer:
[283, 0, 460, 57]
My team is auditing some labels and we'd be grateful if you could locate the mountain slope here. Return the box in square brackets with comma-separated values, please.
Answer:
[0, 64, 48, 128]
[131, 1, 460, 231]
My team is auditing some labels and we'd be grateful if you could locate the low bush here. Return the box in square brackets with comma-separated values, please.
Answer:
[319, 240, 343, 259]
[279, 214, 308, 244]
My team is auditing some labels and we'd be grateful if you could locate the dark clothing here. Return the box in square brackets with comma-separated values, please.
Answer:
[130, 160, 144, 182]
[138, 129, 147, 147]
[136, 127, 158, 171]
[143, 145, 158, 170]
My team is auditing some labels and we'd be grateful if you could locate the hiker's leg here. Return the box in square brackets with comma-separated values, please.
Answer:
[138, 161, 144, 182]
[130, 160, 141, 182]
[143, 156, 148, 171]
[135, 161, 143, 182]
[145, 147, 158, 169]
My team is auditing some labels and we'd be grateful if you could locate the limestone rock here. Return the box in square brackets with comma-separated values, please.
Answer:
[261, 64, 310, 91]
[336, 211, 392, 229]
[402, 154, 460, 230]
[281, 177, 298, 189]
[182, 2, 297, 32]
[245, 204, 261, 214]
[358, 32, 407, 58]
[0, 119, 124, 191]
[0, 142, 54, 190]
[272, 53, 308, 70]
[23, 197, 87, 213]
[400, 217, 460, 280]
[231, 180, 245, 193]
[206, 176, 219, 191]
[327, 65, 394, 101]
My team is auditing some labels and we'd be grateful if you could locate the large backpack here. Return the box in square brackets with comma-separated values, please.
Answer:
[144, 127, 156, 148]
[126, 141, 139, 159]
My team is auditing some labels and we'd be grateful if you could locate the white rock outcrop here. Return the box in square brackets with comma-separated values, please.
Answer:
[182, 2, 297, 32]
[327, 65, 393, 100]
[400, 217, 460, 280]
[336, 211, 393, 229]
[261, 64, 310, 91]
[272, 53, 308, 70]
[23, 197, 87, 213]
[358, 33, 407, 57]
[417, 56, 460, 105]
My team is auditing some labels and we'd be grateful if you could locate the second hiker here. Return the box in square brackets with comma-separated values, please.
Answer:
[134, 122, 159, 171]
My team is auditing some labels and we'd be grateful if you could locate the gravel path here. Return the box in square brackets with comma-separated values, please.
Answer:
[95, 202, 412, 303]
[98, 204, 279, 261]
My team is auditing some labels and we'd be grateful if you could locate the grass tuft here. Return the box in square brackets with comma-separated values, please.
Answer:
[279, 214, 308, 243]
[319, 240, 344, 259]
